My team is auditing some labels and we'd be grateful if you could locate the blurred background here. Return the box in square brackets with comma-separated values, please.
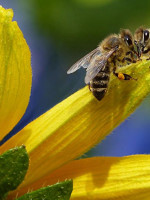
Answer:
[1, 0, 150, 156]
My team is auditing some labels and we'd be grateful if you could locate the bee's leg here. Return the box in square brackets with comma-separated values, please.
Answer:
[143, 48, 150, 54]
[111, 56, 117, 67]
[126, 50, 139, 60]
[142, 48, 150, 60]
[113, 67, 137, 81]
[88, 83, 91, 91]
[126, 51, 134, 58]
[122, 57, 136, 63]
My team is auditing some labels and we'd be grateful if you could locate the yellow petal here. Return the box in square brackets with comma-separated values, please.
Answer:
[0, 6, 31, 140]
[1, 60, 150, 187]
[7, 155, 150, 200]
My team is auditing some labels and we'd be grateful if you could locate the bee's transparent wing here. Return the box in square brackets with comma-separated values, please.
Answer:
[67, 47, 101, 74]
[85, 48, 116, 84]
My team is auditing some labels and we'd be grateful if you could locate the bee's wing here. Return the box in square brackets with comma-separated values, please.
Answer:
[67, 47, 101, 74]
[85, 48, 116, 84]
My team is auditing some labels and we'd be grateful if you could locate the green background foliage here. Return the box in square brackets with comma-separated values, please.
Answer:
[30, 0, 150, 54]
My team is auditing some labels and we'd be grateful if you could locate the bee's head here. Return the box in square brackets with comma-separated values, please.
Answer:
[134, 27, 150, 57]
[120, 29, 135, 51]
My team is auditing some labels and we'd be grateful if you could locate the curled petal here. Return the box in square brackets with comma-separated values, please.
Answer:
[8, 155, 150, 200]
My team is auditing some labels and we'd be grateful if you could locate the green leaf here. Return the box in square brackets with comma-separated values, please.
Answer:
[0, 145, 29, 200]
[16, 180, 73, 200]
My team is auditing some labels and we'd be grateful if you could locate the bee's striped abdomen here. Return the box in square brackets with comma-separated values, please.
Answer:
[90, 64, 110, 101]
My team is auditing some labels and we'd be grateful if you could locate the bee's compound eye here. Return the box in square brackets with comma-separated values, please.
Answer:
[144, 30, 149, 42]
[125, 36, 133, 46]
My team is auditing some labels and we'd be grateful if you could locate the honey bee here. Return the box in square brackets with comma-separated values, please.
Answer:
[67, 29, 137, 101]
[134, 27, 150, 58]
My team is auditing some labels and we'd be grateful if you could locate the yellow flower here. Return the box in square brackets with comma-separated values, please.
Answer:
[1, 5, 150, 200]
